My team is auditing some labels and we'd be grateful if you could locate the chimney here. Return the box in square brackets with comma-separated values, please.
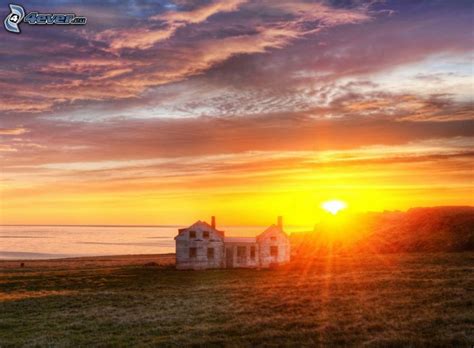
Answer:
[277, 216, 283, 229]
[211, 216, 216, 229]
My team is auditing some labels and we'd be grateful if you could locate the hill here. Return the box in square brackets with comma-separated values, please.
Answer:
[291, 206, 474, 256]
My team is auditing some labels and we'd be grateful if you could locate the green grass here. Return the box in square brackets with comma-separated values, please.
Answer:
[1, 253, 473, 347]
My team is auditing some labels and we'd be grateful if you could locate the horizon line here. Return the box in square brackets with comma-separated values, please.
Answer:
[0, 224, 312, 228]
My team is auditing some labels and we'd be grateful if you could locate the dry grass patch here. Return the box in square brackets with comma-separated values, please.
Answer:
[0, 252, 472, 347]
[0, 290, 77, 302]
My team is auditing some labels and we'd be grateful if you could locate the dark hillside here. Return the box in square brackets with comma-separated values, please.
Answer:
[291, 206, 474, 255]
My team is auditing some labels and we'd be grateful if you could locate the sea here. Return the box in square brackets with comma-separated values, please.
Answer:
[0, 225, 311, 260]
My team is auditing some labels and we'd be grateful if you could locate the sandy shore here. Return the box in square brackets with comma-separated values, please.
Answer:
[0, 253, 175, 270]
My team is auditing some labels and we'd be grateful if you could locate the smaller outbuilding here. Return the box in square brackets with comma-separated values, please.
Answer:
[175, 216, 290, 270]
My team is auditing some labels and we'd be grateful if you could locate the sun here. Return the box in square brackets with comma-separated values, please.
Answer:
[322, 200, 347, 215]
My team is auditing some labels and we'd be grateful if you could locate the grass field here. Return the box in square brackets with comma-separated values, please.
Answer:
[0, 253, 473, 347]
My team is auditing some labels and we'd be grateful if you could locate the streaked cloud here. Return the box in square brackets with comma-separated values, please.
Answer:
[96, 0, 247, 51]
[1, 0, 372, 112]
[0, 127, 28, 136]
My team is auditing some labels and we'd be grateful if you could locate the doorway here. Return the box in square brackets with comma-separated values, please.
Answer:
[226, 247, 233, 268]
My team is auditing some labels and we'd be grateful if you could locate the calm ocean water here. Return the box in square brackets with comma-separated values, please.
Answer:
[0, 225, 310, 260]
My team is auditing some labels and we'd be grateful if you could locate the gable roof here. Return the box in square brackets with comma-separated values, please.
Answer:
[257, 224, 289, 239]
[177, 220, 225, 237]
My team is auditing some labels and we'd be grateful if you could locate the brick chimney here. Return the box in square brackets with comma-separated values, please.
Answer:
[277, 216, 283, 229]
[211, 216, 216, 229]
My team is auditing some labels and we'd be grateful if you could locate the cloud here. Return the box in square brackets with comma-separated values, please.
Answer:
[96, 0, 248, 51]
[2, 137, 473, 210]
[95, 24, 181, 51]
[98, 0, 369, 52]
[4, 0, 472, 120]
[0, 127, 28, 135]
[3, 0, 371, 114]
[314, 89, 474, 122]
[0, 145, 17, 153]
[97, 0, 368, 52]
[1, 110, 472, 172]
[151, 0, 247, 24]
[262, 0, 370, 26]
[1, 0, 473, 223]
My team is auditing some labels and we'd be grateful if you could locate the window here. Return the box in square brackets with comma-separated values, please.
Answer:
[189, 230, 196, 239]
[203, 231, 209, 239]
[189, 247, 197, 258]
[250, 246, 256, 260]
[270, 246, 278, 257]
[271, 236, 276, 241]
[207, 247, 214, 259]
[237, 246, 246, 257]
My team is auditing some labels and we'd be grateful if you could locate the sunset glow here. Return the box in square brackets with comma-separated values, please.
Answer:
[322, 200, 347, 215]
[0, 1, 473, 226]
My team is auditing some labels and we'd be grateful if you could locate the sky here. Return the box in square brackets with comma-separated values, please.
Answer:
[0, 0, 473, 226]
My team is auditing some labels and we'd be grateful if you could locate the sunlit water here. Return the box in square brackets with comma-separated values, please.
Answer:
[0, 225, 311, 260]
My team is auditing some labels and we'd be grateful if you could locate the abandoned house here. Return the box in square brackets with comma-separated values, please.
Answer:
[175, 216, 291, 270]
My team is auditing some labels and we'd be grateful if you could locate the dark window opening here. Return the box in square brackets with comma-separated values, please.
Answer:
[270, 246, 278, 257]
[189, 230, 196, 239]
[271, 236, 276, 241]
[203, 231, 209, 239]
[207, 247, 214, 259]
[237, 246, 246, 258]
[250, 246, 256, 260]
[189, 247, 197, 258]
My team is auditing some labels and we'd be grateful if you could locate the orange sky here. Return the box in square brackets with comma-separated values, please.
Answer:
[2, 139, 472, 226]
[0, 0, 473, 226]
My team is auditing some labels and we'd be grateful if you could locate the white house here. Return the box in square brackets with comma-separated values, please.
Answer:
[174, 216, 291, 270]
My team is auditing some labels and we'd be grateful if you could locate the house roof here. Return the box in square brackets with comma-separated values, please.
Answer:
[179, 220, 223, 232]
[176, 220, 288, 241]
[224, 237, 257, 244]
[177, 220, 225, 237]
[256, 224, 289, 239]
